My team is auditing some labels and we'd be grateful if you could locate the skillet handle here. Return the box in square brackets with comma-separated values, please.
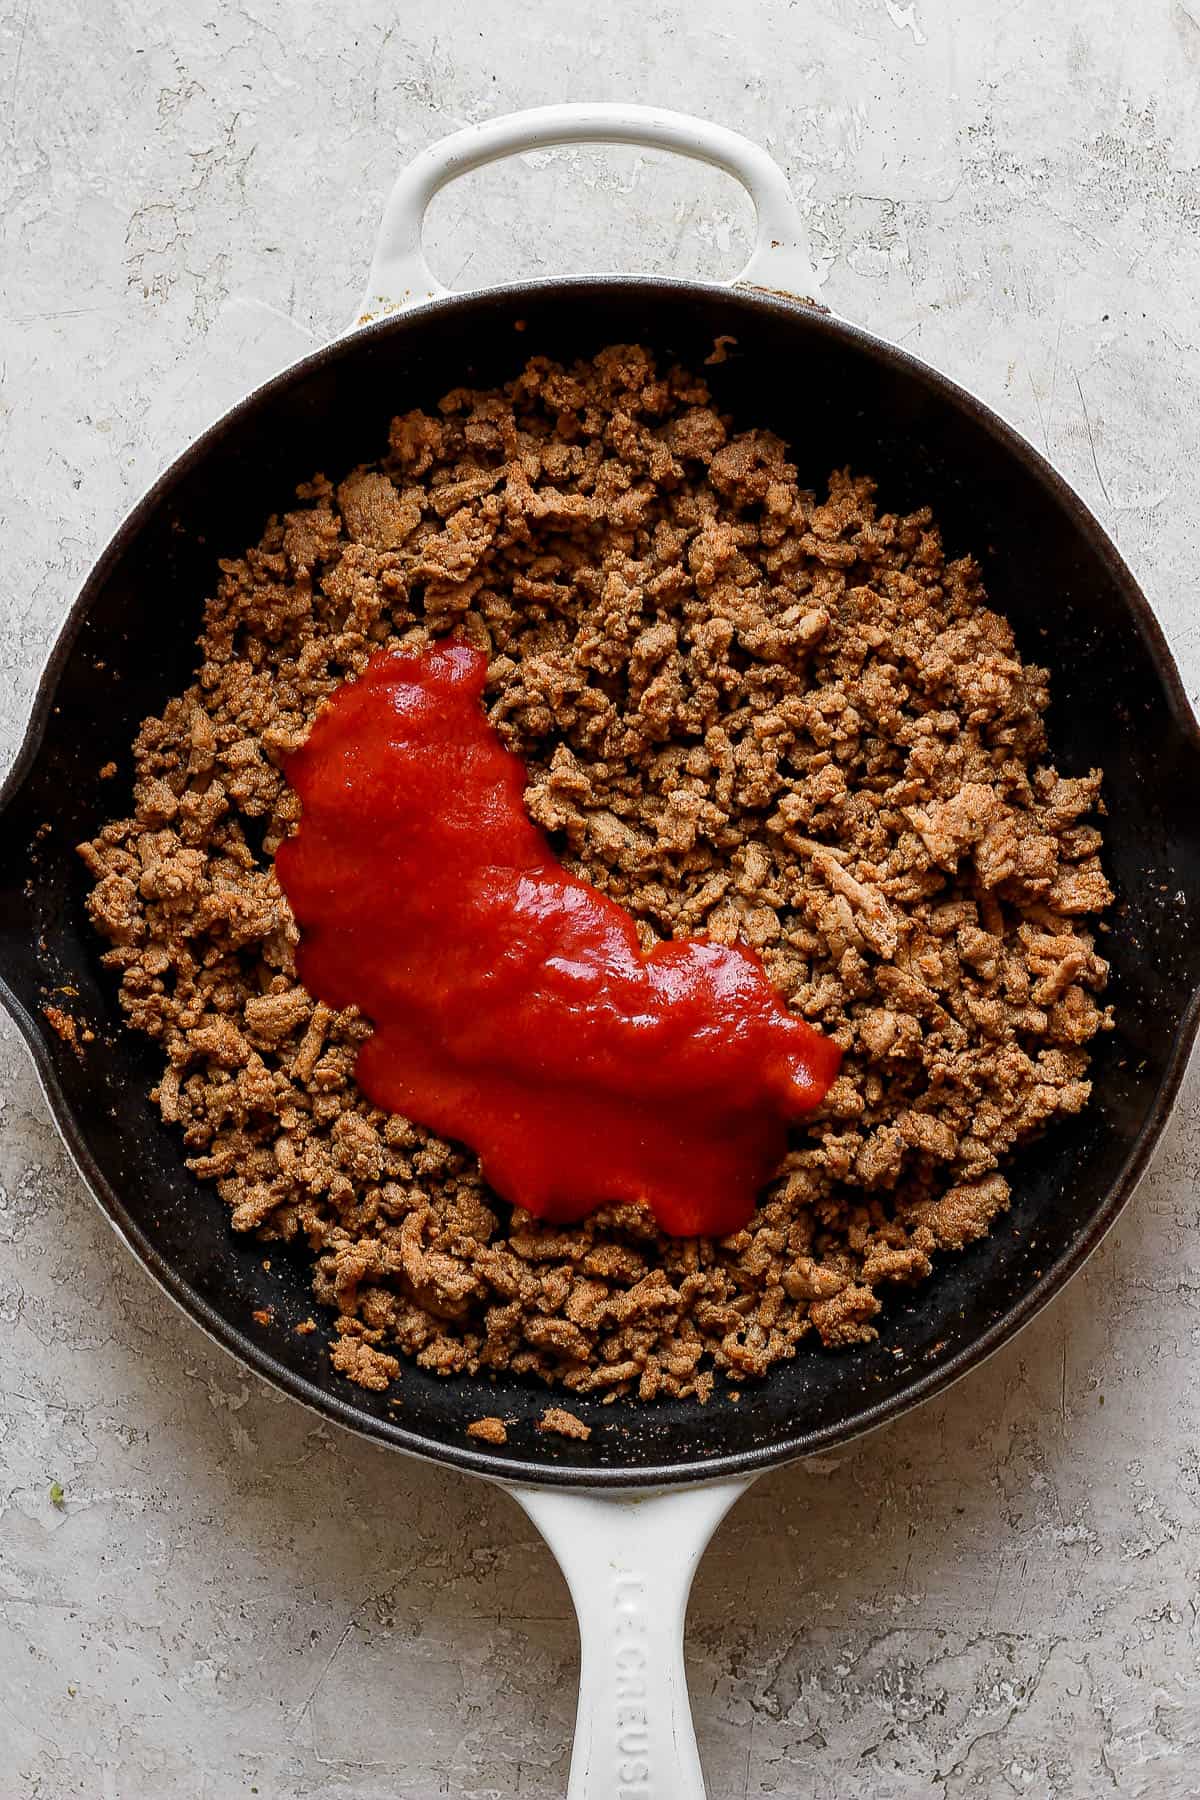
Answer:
[355, 103, 819, 325]
[508, 1476, 753, 1800]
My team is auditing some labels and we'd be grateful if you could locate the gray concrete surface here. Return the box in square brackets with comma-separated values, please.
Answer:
[3, 1, 1200, 1793]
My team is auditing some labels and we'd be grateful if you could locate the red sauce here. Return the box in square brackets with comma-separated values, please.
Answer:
[276, 643, 841, 1237]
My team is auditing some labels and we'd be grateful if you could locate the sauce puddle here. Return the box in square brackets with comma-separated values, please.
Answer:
[276, 641, 841, 1235]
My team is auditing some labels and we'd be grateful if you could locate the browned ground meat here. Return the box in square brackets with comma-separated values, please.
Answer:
[78, 344, 1112, 1404]
[539, 1406, 592, 1442]
[466, 1416, 509, 1446]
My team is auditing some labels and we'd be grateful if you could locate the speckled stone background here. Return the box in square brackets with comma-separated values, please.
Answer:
[3, 1, 1200, 1794]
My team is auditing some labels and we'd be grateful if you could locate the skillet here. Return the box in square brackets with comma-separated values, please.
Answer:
[2, 106, 1199, 1798]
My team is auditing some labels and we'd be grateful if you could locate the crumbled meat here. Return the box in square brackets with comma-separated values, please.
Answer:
[79, 343, 1112, 1403]
[329, 1333, 400, 1390]
[538, 1406, 592, 1442]
[467, 1416, 509, 1445]
[43, 1004, 84, 1056]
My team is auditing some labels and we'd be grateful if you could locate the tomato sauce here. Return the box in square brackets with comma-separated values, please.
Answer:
[275, 642, 841, 1236]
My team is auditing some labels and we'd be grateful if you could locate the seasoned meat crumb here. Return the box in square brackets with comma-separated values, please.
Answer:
[467, 1416, 509, 1445]
[79, 343, 1112, 1405]
[43, 1005, 83, 1056]
[538, 1406, 592, 1442]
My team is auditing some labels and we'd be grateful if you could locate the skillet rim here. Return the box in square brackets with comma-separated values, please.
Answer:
[2, 274, 1198, 1491]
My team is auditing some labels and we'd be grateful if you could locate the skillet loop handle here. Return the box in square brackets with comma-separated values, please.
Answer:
[355, 103, 819, 325]
[509, 1477, 752, 1800]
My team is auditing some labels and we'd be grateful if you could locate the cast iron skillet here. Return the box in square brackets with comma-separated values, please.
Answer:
[2, 108, 1198, 1797]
